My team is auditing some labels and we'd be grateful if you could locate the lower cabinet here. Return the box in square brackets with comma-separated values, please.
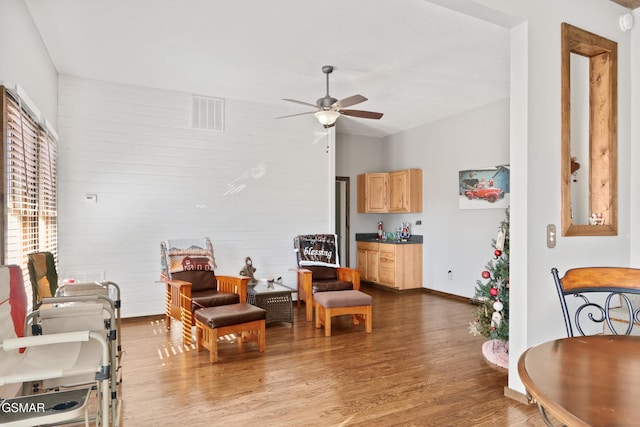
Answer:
[356, 242, 422, 290]
[357, 242, 379, 283]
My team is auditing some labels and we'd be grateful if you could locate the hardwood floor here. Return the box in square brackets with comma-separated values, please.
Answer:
[118, 285, 545, 426]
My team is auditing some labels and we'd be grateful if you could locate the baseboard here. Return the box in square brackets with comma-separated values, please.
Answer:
[503, 386, 530, 405]
[422, 288, 475, 304]
[121, 314, 164, 323]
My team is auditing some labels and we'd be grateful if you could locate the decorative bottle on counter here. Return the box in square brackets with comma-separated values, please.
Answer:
[400, 222, 411, 240]
[377, 221, 384, 240]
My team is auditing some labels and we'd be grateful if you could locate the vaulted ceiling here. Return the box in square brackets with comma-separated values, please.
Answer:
[23, 1, 633, 137]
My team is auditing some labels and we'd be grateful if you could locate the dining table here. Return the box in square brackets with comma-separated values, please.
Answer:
[518, 334, 640, 427]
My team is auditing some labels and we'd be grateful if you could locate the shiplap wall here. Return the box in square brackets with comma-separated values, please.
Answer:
[57, 76, 333, 317]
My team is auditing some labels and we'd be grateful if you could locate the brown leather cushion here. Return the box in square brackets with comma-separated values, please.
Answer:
[195, 303, 266, 329]
[191, 290, 239, 311]
[312, 280, 353, 293]
[172, 270, 217, 293]
[306, 266, 337, 280]
[314, 290, 372, 308]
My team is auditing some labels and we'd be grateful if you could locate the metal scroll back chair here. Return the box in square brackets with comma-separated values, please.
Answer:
[552, 267, 640, 337]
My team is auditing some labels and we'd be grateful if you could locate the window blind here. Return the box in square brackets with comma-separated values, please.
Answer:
[1, 87, 58, 309]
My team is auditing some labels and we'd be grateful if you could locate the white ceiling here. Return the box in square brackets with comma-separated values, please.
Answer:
[24, 0, 511, 138]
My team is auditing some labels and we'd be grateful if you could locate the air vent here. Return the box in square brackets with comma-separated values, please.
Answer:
[192, 95, 224, 131]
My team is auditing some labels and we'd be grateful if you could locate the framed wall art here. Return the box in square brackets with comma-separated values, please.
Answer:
[459, 165, 510, 209]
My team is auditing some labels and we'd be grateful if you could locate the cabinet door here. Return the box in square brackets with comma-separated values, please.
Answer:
[358, 173, 388, 213]
[357, 247, 367, 278]
[389, 169, 423, 213]
[388, 170, 408, 212]
[378, 244, 396, 286]
[365, 249, 379, 282]
[366, 173, 388, 212]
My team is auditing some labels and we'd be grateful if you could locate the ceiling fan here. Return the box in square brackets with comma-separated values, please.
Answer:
[276, 65, 383, 128]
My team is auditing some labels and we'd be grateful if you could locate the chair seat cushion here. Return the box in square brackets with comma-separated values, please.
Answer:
[195, 303, 266, 329]
[314, 290, 372, 308]
[191, 290, 240, 311]
[312, 280, 353, 293]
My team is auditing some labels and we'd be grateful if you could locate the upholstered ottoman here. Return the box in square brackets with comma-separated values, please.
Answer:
[314, 290, 373, 337]
[194, 303, 266, 363]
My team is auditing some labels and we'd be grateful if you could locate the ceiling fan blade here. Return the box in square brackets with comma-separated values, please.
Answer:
[340, 109, 384, 120]
[275, 111, 316, 119]
[282, 98, 318, 108]
[333, 94, 367, 109]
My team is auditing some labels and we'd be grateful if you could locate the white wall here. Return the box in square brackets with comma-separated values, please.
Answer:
[630, 8, 640, 265]
[382, 99, 510, 296]
[0, 0, 57, 127]
[477, 0, 634, 393]
[337, 99, 509, 294]
[335, 133, 384, 267]
[57, 76, 333, 317]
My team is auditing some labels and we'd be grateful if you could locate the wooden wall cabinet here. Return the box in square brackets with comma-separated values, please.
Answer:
[356, 242, 422, 290]
[357, 173, 388, 213]
[388, 169, 422, 213]
[357, 169, 422, 213]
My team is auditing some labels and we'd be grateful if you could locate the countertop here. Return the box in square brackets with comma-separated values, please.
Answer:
[356, 233, 423, 244]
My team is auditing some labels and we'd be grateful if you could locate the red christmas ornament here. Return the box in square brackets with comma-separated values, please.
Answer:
[494, 249, 502, 257]
[490, 287, 498, 297]
[481, 271, 491, 279]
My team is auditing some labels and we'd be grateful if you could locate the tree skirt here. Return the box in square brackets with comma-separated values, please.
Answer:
[482, 339, 509, 369]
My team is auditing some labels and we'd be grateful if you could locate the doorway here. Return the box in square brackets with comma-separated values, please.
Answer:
[335, 176, 350, 266]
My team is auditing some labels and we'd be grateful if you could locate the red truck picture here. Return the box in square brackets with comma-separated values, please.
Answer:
[464, 180, 504, 203]
[182, 256, 212, 271]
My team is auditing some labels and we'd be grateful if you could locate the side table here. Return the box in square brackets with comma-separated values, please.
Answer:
[247, 281, 294, 325]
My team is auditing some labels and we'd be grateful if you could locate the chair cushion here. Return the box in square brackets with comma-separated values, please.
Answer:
[314, 290, 372, 308]
[312, 280, 353, 293]
[307, 266, 338, 280]
[195, 303, 266, 329]
[191, 290, 240, 311]
[172, 270, 217, 293]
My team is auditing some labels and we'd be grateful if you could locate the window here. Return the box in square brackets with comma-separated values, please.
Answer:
[1, 86, 58, 308]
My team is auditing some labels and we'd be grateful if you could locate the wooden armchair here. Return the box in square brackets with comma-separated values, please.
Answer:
[165, 271, 249, 346]
[552, 267, 640, 337]
[161, 238, 250, 346]
[296, 266, 360, 322]
[294, 234, 360, 321]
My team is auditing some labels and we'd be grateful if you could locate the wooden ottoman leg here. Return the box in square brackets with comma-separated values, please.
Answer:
[258, 319, 266, 353]
[365, 305, 372, 333]
[324, 307, 332, 337]
[315, 303, 322, 329]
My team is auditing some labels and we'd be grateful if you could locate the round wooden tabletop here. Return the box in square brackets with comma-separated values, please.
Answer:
[518, 335, 640, 426]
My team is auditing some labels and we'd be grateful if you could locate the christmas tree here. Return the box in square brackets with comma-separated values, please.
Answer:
[469, 207, 510, 342]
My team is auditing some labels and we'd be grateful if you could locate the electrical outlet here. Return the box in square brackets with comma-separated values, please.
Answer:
[416, 220, 422, 225]
[447, 270, 453, 280]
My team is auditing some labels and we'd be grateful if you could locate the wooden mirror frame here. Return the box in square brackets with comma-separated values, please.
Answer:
[561, 23, 618, 236]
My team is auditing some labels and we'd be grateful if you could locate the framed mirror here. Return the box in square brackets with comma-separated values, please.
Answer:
[561, 23, 618, 236]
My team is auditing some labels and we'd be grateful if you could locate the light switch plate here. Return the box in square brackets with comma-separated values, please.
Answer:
[547, 224, 556, 248]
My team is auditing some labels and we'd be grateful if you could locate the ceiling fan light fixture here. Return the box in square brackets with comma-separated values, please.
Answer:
[314, 110, 340, 126]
